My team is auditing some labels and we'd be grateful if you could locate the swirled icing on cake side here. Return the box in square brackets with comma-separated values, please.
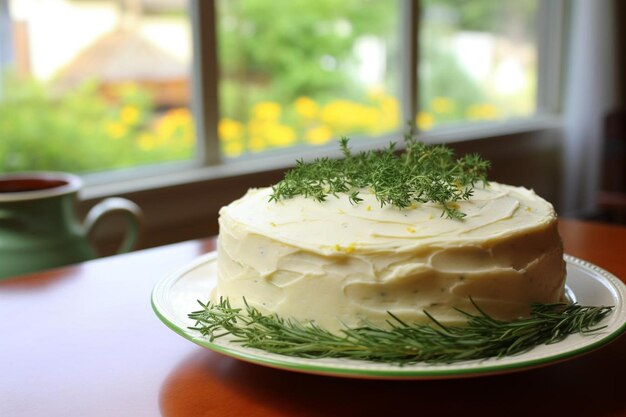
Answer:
[214, 182, 566, 332]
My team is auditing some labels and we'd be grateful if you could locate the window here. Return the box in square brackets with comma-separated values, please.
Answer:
[0, 0, 563, 178]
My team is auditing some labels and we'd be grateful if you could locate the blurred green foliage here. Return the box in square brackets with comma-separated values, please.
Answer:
[0, 73, 194, 173]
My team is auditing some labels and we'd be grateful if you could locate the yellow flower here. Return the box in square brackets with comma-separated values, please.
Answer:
[252, 102, 281, 122]
[120, 105, 140, 125]
[321, 100, 348, 128]
[379, 97, 400, 131]
[483, 104, 500, 119]
[218, 118, 244, 142]
[156, 108, 194, 143]
[321, 100, 370, 133]
[319, 97, 400, 135]
[305, 125, 333, 145]
[223, 141, 244, 157]
[416, 111, 435, 131]
[267, 124, 296, 147]
[294, 97, 319, 119]
[466, 103, 501, 120]
[248, 136, 267, 152]
[164, 108, 193, 127]
[106, 121, 127, 139]
[380, 96, 399, 115]
[431, 97, 455, 114]
[247, 120, 264, 136]
[137, 133, 156, 150]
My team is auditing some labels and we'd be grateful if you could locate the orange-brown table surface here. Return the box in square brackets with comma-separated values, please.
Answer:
[1, 219, 625, 417]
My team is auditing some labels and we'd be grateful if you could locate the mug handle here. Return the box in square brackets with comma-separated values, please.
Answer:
[84, 197, 142, 255]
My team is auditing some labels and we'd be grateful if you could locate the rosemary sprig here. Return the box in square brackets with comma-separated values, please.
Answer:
[269, 135, 490, 219]
[188, 298, 613, 364]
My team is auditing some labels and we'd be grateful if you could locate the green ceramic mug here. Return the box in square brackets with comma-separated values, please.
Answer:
[0, 171, 142, 280]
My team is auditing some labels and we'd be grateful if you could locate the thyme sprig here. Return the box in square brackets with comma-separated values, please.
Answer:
[188, 298, 613, 364]
[269, 135, 490, 219]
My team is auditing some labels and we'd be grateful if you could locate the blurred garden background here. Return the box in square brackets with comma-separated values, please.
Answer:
[0, 0, 537, 173]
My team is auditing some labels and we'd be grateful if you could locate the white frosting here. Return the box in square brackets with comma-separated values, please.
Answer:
[214, 182, 566, 332]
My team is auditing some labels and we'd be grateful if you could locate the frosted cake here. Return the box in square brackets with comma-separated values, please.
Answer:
[213, 182, 566, 332]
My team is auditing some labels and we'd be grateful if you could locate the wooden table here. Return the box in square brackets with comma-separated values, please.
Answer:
[1, 219, 625, 417]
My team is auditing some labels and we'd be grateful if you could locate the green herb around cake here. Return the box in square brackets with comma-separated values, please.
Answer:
[269, 135, 490, 219]
[189, 298, 612, 365]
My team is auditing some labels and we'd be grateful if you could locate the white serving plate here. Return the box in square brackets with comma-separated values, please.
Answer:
[152, 252, 626, 379]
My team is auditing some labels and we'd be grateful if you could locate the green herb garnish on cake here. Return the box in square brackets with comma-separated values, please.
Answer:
[269, 135, 490, 219]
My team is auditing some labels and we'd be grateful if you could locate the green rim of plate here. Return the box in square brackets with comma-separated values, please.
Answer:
[151, 253, 626, 379]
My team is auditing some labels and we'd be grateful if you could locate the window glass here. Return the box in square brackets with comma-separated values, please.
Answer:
[418, 0, 538, 131]
[216, 0, 401, 158]
[0, 0, 194, 173]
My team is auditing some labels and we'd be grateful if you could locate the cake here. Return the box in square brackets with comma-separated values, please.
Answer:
[213, 182, 566, 333]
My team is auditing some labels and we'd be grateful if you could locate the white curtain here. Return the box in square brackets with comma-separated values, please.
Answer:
[562, 0, 618, 216]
